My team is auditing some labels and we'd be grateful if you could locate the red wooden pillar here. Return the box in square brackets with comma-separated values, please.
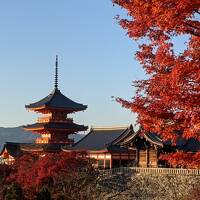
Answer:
[120, 153, 122, 167]
[146, 147, 149, 167]
[110, 155, 112, 168]
[103, 153, 106, 169]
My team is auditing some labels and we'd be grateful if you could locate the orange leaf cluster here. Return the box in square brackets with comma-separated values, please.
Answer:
[160, 152, 200, 168]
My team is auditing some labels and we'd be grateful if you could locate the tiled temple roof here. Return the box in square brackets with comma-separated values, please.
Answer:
[0, 142, 66, 158]
[70, 126, 133, 152]
[25, 89, 87, 112]
[70, 125, 200, 153]
[0, 142, 23, 158]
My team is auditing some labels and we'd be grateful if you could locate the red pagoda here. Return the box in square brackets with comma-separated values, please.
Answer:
[23, 56, 88, 144]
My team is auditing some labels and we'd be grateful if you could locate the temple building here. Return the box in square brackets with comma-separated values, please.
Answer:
[63, 125, 200, 169]
[0, 57, 200, 167]
[0, 56, 88, 164]
[23, 56, 87, 145]
[64, 125, 164, 168]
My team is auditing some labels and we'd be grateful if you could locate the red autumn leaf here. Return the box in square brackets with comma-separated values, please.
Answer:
[113, 0, 200, 166]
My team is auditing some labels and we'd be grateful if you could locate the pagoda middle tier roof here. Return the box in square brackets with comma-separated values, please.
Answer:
[25, 89, 87, 112]
[23, 122, 88, 132]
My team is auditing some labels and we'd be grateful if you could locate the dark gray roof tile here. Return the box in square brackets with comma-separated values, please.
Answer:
[72, 127, 130, 150]
[26, 89, 87, 111]
[1, 142, 23, 158]
[0, 142, 65, 158]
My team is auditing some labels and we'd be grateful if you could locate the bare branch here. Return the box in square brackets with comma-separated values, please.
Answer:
[194, 10, 200, 15]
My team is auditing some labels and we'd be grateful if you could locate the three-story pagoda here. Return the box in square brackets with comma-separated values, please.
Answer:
[23, 56, 88, 144]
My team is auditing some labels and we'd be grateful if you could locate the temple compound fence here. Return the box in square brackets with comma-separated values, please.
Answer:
[99, 167, 200, 176]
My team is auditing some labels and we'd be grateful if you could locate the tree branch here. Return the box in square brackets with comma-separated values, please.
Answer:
[194, 10, 200, 15]
[186, 22, 200, 30]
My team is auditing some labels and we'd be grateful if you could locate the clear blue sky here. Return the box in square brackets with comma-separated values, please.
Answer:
[0, 1, 186, 128]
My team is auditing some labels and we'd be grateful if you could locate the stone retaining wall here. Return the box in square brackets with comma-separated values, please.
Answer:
[97, 170, 200, 200]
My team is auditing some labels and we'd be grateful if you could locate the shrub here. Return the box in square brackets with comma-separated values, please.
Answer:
[4, 183, 24, 200]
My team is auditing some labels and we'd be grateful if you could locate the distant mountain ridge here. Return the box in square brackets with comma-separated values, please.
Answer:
[0, 126, 84, 150]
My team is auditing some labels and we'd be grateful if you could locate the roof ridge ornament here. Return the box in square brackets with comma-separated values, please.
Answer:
[55, 55, 58, 90]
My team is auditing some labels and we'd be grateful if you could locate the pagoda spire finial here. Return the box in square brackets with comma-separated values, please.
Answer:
[55, 55, 58, 90]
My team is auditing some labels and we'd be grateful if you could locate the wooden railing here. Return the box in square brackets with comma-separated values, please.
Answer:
[99, 167, 200, 176]
[37, 117, 73, 123]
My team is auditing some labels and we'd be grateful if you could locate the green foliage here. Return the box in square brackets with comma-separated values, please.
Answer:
[4, 183, 24, 200]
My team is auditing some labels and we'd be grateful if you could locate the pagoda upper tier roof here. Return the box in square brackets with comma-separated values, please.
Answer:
[23, 122, 88, 132]
[25, 88, 87, 112]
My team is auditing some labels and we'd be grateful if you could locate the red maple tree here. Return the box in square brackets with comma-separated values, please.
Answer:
[160, 152, 200, 168]
[7, 151, 97, 200]
[113, 0, 200, 166]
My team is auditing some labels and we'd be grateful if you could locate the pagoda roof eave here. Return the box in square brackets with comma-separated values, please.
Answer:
[25, 89, 87, 112]
[23, 126, 44, 132]
[26, 105, 87, 113]
[87, 149, 109, 153]
[23, 123, 88, 132]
